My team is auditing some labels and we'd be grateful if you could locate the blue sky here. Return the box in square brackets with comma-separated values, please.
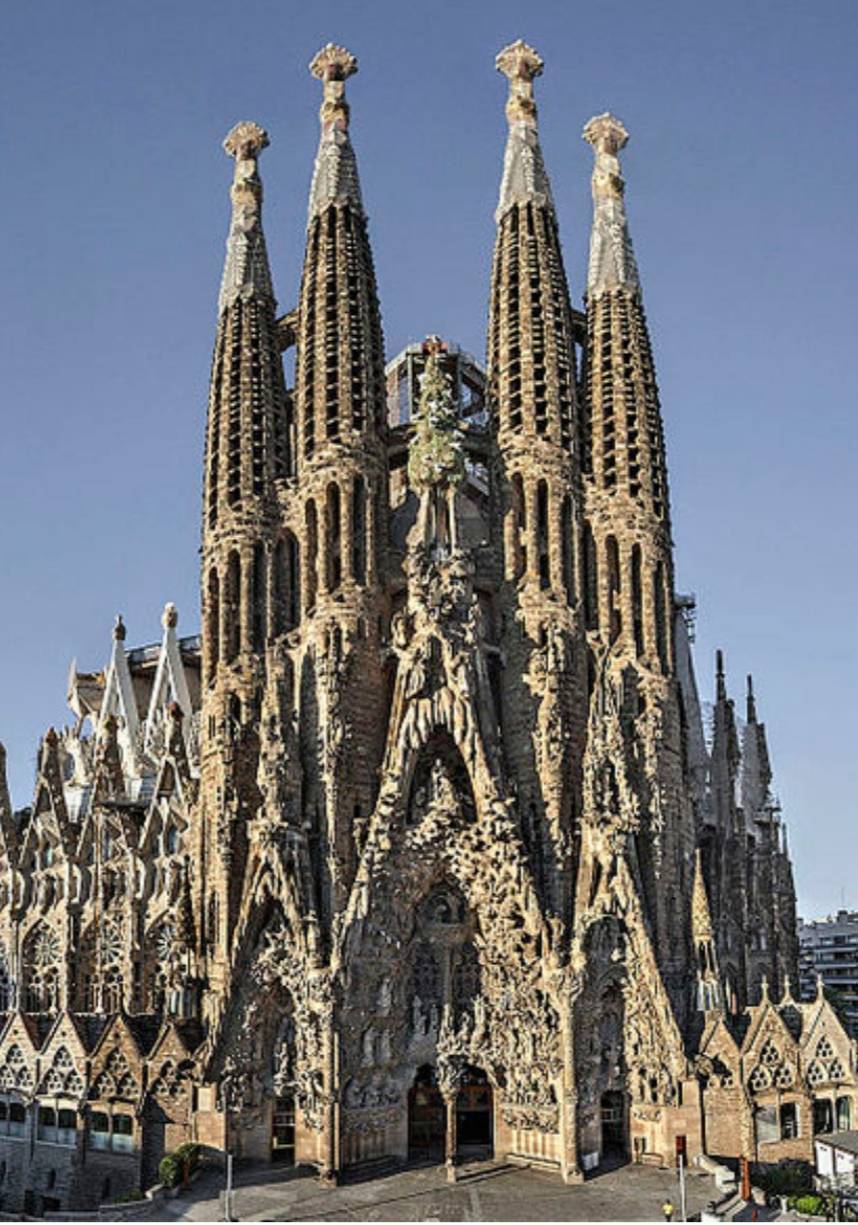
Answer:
[1, 0, 855, 918]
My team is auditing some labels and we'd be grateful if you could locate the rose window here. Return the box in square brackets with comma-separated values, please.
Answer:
[99, 921, 123, 966]
[33, 928, 60, 968]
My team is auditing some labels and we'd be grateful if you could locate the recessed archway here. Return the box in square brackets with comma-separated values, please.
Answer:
[408, 1064, 445, 1159]
[456, 1065, 493, 1157]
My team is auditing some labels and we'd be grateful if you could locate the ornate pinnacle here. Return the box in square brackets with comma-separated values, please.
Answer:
[583, 112, 629, 156]
[310, 43, 358, 130]
[496, 39, 543, 124]
[223, 120, 269, 162]
[223, 121, 268, 210]
[218, 121, 274, 312]
[583, 111, 639, 294]
[113, 614, 126, 642]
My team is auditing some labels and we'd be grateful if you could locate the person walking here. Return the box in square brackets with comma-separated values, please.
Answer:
[662, 1199, 676, 1222]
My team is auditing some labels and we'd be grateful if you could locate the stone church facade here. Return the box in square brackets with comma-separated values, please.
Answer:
[0, 40, 852, 1212]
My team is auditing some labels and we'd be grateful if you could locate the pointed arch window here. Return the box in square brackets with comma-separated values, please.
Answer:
[206, 569, 220, 683]
[0, 947, 13, 1012]
[326, 483, 342, 591]
[606, 535, 621, 643]
[225, 551, 241, 663]
[582, 523, 598, 630]
[631, 544, 644, 657]
[251, 543, 267, 653]
[22, 923, 60, 1014]
[561, 495, 574, 606]
[352, 476, 367, 585]
[654, 560, 669, 673]
[537, 480, 550, 590]
[304, 501, 318, 611]
[510, 472, 526, 581]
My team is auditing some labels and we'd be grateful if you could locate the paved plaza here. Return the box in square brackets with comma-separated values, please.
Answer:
[142, 1158, 733, 1222]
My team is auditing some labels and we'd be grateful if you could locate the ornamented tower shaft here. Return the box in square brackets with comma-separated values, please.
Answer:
[291, 46, 389, 928]
[487, 42, 586, 916]
[199, 122, 290, 1002]
[579, 115, 693, 1006]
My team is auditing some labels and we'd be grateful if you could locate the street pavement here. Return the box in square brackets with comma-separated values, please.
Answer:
[139, 1157, 734, 1222]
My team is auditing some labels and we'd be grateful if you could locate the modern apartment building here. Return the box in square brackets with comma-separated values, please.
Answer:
[800, 912, 858, 1037]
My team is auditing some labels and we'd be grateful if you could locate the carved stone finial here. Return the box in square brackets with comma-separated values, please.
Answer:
[113, 614, 126, 642]
[715, 650, 727, 702]
[223, 120, 269, 162]
[306, 44, 363, 222]
[496, 40, 543, 124]
[746, 674, 757, 723]
[310, 44, 358, 130]
[494, 41, 554, 219]
[162, 602, 179, 631]
[583, 112, 639, 295]
[218, 121, 274, 313]
[583, 112, 629, 156]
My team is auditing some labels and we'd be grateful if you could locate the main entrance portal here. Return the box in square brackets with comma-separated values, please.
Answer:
[408, 1065, 445, 1158]
[456, 1066, 493, 1156]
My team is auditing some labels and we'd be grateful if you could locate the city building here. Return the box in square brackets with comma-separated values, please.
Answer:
[800, 912, 858, 1037]
[0, 40, 853, 1213]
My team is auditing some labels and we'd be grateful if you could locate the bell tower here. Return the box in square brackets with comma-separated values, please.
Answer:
[291, 46, 390, 930]
[487, 41, 587, 916]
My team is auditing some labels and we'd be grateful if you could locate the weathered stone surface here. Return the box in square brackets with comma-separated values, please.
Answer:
[0, 41, 842, 1215]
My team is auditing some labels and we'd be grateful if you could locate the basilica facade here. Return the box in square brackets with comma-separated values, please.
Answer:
[0, 41, 853, 1213]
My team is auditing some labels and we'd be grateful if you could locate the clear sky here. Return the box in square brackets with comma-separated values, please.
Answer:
[1, 0, 855, 919]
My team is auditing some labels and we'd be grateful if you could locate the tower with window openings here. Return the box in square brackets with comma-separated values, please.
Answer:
[0, 40, 844, 1213]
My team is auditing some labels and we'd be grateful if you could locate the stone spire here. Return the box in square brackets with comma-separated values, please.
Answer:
[296, 44, 385, 457]
[488, 40, 578, 452]
[692, 849, 723, 1013]
[199, 120, 292, 1004]
[582, 113, 640, 297]
[307, 44, 363, 225]
[219, 122, 275, 314]
[495, 40, 554, 220]
[581, 110, 673, 667]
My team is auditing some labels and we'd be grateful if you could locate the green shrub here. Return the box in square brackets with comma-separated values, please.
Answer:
[114, 1189, 144, 1203]
[792, 1194, 827, 1216]
[174, 1142, 201, 1175]
[158, 1154, 181, 1189]
[754, 1161, 813, 1199]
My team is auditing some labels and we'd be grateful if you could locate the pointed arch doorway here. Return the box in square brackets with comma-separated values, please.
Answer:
[456, 1066, 493, 1158]
[408, 1065, 445, 1159]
